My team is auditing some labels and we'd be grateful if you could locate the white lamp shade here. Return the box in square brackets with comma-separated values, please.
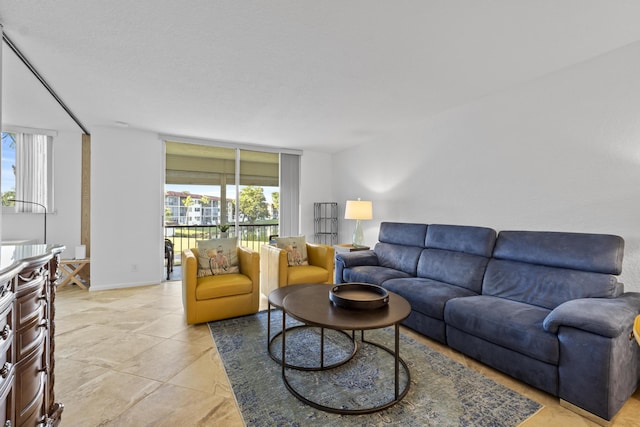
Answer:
[344, 200, 373, 220]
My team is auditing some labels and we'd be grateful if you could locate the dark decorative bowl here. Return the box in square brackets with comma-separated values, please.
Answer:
[329, 283, 389, 310]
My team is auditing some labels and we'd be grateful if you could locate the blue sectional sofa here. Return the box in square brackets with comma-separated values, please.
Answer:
[335, 222, 640, 422]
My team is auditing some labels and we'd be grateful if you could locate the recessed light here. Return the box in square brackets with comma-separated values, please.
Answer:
[115, 121, 129, 128]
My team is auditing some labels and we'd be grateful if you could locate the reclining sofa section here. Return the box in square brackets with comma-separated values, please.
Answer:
[334, 222, 640, 422]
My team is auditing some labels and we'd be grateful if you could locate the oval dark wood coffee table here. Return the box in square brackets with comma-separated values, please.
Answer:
[267, 283, 356, 370]
[280, 284, 412, 414]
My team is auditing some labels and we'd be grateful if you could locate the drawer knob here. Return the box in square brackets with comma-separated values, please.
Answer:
[0, 325, 9, 340]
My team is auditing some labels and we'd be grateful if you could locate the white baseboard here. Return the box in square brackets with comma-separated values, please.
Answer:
[88, 281, 159, 292]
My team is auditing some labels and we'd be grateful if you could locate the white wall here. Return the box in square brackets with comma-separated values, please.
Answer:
[300, 150, 334, 239]
[90, 127, 165, 290]
[2, 130, 83, 258]
[333, 40, 640, 292]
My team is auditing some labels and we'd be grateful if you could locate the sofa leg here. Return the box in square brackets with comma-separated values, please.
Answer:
[560, 400, 613, 427]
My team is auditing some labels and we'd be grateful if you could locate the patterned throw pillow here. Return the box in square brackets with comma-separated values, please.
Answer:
[196, 238, 239, 277]
[274, 236, 309, 267]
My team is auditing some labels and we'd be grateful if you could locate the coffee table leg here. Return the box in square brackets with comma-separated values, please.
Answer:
[267, 302, 271, 348]
[320, 328, 324, 369]
[395, 323, 400, 399]
[281, 310, 286, 378]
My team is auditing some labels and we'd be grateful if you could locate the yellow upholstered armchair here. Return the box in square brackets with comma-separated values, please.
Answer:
[182, 246, 260, 324]
[260, 240, 335, 296]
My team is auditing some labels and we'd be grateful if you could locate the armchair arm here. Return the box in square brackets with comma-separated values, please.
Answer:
[260, 244, 288, 294]
[306, 243, 335, 273]
[238, 246, 260, 288]
[181, 249, 199, 323]
[543, 292, 640, 338]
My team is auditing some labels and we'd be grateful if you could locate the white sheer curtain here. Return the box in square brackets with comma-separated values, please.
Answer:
[279, 153, 300, 237]
[15, 133, 49, 212]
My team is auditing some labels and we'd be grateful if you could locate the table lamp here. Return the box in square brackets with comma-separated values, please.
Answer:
[344, 199, 373, 248]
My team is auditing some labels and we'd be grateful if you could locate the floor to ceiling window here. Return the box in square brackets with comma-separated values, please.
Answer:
[163, 140, 282, 258]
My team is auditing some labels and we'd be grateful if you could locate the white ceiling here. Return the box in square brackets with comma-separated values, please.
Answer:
[2, 1, 640, 153]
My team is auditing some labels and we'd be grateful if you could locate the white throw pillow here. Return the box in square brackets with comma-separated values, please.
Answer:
[196, 238, 239, 277]
[274, 236, 309, 267]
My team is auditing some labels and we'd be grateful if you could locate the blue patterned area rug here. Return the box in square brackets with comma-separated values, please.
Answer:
[208, 310, 542, 426]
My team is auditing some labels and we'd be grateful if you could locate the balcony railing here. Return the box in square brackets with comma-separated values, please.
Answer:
[164, 223, 279, 265]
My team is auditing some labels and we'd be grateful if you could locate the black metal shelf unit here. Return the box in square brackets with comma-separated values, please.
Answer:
[314, 202, 338, 244]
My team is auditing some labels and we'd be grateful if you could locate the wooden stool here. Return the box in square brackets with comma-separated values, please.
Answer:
[58, 259, 91, 289]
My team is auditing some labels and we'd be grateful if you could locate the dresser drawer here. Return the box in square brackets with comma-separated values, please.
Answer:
[16, 318, 46, 361]
[15, 282, 46, 331]
[0, 304, 12, 356]
[0, 369, 14, 427]
[15, 345, 45, 427]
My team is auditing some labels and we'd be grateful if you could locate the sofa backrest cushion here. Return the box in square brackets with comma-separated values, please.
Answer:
[483, 259, 623, 309]
[415, 224, 496, 293]
[375, 243, 423, 276]
[426, 224, 497, 257]
[417, 250, 490, 293]
[484, 230, 625, 309]
[492, 230, 624, 275]
[373, 222, 427, 276]
[378, 222, 427, 247]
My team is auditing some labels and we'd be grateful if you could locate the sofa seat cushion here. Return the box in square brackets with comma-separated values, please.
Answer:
[287, 265, 330, 285]
[383, 277, 477, 320]
[444, 295, 558, 364]
[196, 273, 253, 300]
[343, 266, 412, 286]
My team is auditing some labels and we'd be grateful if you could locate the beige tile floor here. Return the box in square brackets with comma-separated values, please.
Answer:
[53, 282, 639, 426]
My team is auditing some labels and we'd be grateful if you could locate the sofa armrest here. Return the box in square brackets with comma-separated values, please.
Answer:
[335, 250, 378, 267]
[238, 246, 260, 288]
[334, 250, 379, 283]
[307, 243, 335, 273]
[543, 292, 640, 337]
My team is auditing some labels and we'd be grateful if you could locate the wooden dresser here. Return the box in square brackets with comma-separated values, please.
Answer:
[0, 244, 64, 427]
